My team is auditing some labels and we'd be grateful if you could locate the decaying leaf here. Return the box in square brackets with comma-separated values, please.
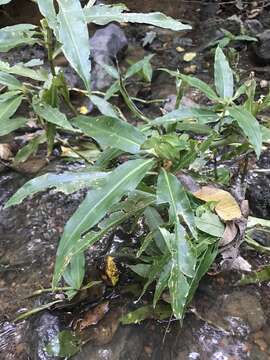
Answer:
[220, 222, 238, 247]
[105, 256, 119, 286]
[194, 186, 242, 221]
[0, 143, 13, 160]
[75, 301, 109, 331]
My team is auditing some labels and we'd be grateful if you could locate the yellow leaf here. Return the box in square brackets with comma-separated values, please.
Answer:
[193, 186, 242, 221]
[105, 256, 119, 286]
[183, 52, 197, 62]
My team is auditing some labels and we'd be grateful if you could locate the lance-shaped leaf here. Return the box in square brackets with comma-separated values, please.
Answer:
[0, 60, 48, 82]
[228, 105, 262, 158]
[0, 116, 27, 136]
[0, 24, 37, 52]
[153, 261, 171, 307]
[56, 0, 91, 93]
[214, 47, 234, 99]
[33, 100, 75, 131]
[63, 251, 85, 292]
[90, 95, 118, 118]
[37, 0, 58, 34]
[180, 74, 219, 101]
[73, 115, 146, 154]
[5, 171, 107, 208]
[0, 71, 22, 90]
[85, 4, 191, 31]
[0, 95, 23, 122]
[157, 169, 197, 238]
[53, 158, 154, 287]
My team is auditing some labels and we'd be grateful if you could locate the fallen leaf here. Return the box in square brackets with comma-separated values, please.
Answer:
[105, 256, 119, 286]
[75, 301, 109, 331]
[220, 222, 238, 247]
[194, 186, 242, 221]
[183, 52, 197, 62]
[0, 143, 13, 160]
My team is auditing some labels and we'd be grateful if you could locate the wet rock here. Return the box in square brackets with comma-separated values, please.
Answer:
[27, 311, 60, 360]
[244, 19, 264, 36]
[90, 24, 128, 91]
[250, 29, 270, 65]
[201, 290, 266, 333]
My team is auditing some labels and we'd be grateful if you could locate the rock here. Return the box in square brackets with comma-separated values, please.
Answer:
[90, 24, 128, 91]
[27, 311, 60, 360]
[250, 29, 270, 65]
[200, 291, 266, 333]
[244, 19, 264, 36]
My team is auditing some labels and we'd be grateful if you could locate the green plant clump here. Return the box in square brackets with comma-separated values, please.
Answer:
[2, 0, 270, 322]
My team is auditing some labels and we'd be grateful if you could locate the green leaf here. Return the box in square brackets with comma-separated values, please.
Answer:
[177, 122, 212, 135]
[195, 211, 225, 237]
[56, 0, 91, 93]
[85, 4, 191, 31]
[46, 330, 81, 358]
[121, 304, 171, 325]
[186, 244, 218, 306]
[37, 0, 58, 33]
[238, 265, 270, 286]
[90, 95, 118, 118]
[247, 216, 270, 229]
[0, 24, 37, 52]
[228, 105, 262, 158]
[0, 95, 23, 122]
[261, 126, 270, 143]
[168, 260, 189, 320]
[5, 170, 107, 208]
[32, 99, 75, 131]
[14, 133, 46, 164]
[151, 108, 193, 125]
[153, 261, 171, 307]
[0, 60, 48, 82]
[0, 116, 27, 136]
[0, 71, 22, 90]
[128, 263, 151, 278]
[157, 169, 197, 239]
[180, 74, 219, 101]
[73, 115, 146, 154]
[53, 158, 155, 287]
[63, 251, 85, 291]
[125, 55, 154, 82]
[214, 47, 234, 99]
[144, 206, 166, 253]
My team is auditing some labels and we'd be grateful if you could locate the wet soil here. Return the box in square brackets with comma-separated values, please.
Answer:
[1, 0, 270, 359]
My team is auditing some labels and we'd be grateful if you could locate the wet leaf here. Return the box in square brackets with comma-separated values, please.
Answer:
[85, 4, 192, 31]
[46, 330, 81, 358]
[73, 115, 146, 154]
[14, 133, 46, 164]
[105, 256, 119, 286]
[228, 106, 262, 158]
[144, 206, 166, 253]
[63, 251, 85, 294]
[180, 74, 219, 101]
[153, 261, 171, 307]
[5, 170, 107, 207]
[0, 95, 23, 122]
[238, 266, 270, 286]
[157, 169, 197, 238]
[0, 72, 22, 90]
[194, 186, 242, 221]
[121, 304, 171, 325]
[33, 99, 75, 131]
[53, 159, 154, 287]
[56, 0, 91, 93]
[76, 302, 109, 330]
[0, 117, 28, 136]
[90, 95, 118, 118]
[214, 47, 234, 99]
[195, 211, 225, 237]
[0, 24, 37, 52]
